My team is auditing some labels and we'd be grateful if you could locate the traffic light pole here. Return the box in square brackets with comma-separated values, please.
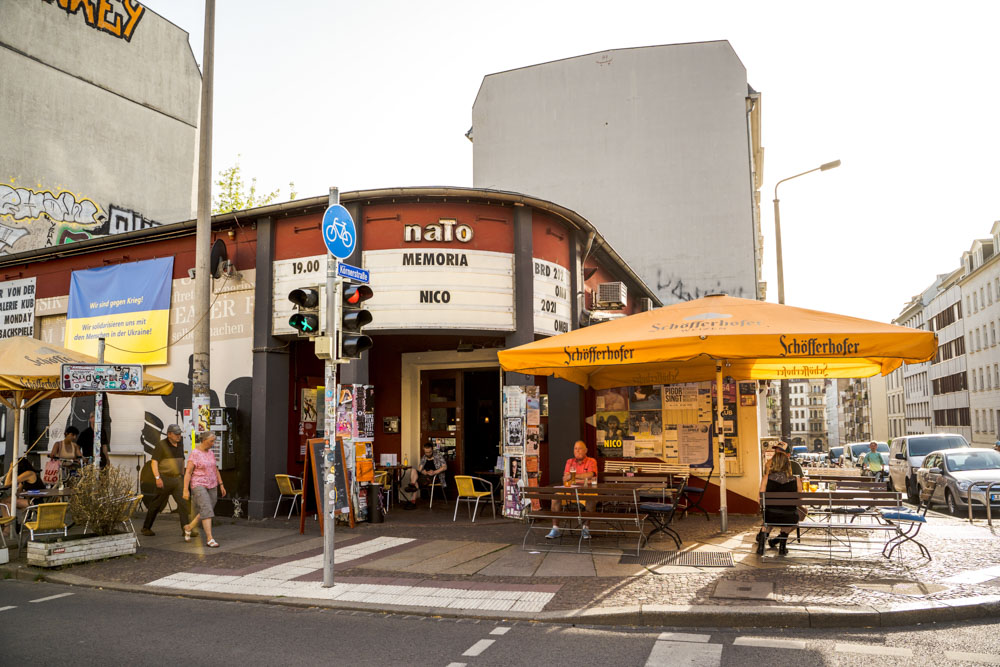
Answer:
[322, 188, 340, 588]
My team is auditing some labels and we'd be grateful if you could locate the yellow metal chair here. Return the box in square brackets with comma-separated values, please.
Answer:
[373, 470, 392, 514]
[452, 475, 495, 522]
[0, 504, 15, 549]
[19, 502, 69, 551]
[274, 474, 303, 519]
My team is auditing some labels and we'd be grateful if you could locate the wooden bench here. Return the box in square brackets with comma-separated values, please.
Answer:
[602, 461, 712, 519]
[521, 486, 648, 556]
[761, 490, 930, 559]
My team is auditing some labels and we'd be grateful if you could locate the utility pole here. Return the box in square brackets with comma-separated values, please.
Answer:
[192, 0, 216, 437]
[322, 187, 339, 588]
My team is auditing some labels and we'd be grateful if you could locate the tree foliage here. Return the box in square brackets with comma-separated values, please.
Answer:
[213, 155, 296, 214]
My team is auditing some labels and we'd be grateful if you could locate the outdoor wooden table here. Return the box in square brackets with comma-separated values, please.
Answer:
[18, 488, 77, 506]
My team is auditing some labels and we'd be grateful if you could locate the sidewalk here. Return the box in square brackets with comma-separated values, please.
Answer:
[4, 502, 1000, 628]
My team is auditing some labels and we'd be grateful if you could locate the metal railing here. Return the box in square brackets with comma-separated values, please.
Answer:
[966, 481, 1000, 527]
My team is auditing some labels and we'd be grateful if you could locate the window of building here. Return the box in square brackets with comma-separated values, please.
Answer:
[974, 293, 979, 312]
[992, 322, 997, 346]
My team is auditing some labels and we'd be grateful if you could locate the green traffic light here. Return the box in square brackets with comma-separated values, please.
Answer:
[289, 313, 319, 334]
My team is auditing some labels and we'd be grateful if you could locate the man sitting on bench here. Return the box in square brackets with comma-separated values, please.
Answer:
[546, 441, 597, 540]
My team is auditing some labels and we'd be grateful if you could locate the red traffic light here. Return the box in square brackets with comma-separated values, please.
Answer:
[343, 283, 373, 305]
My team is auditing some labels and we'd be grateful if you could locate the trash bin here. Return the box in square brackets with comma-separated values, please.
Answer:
[366, 484, 383, 523]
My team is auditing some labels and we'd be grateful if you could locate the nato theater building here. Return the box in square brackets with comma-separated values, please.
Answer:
[2, 187, 656, 518]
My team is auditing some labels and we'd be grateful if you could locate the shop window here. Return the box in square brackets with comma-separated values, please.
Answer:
[428, 378, 456, 403]
[429, 406, 456, 431]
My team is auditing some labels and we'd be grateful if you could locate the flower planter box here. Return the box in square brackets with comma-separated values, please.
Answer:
[27, 533, 137, 568]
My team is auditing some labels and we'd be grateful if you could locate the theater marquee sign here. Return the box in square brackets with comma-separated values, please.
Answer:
[364, 248, 514, 330]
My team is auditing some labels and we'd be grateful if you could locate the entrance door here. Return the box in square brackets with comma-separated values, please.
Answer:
[420, 370, 463, 483]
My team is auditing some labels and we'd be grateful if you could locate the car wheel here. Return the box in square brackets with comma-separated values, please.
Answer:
[946, 490, 958, 516]
[906, 478, 918, 504]
[887, 476, 895, 492]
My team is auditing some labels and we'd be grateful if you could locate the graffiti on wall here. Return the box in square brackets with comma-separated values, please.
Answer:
[0, 183, 160, 254]
[656, 268, 747, 303]
[42, 0, 146, 43]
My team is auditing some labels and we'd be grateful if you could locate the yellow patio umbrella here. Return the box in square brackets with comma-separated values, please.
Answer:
[498, 294, 937, 530]
[0, 336, 173, 520]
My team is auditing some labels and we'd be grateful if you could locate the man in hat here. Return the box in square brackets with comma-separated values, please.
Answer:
[142, 425, 193, 536]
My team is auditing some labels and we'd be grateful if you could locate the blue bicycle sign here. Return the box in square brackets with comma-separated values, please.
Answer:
[321, 205, 356, 259]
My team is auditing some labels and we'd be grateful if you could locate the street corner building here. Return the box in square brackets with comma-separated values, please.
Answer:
[2, 187, 694, 518]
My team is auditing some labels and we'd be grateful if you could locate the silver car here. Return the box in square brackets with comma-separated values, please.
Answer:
[916, 448, 1000, 515]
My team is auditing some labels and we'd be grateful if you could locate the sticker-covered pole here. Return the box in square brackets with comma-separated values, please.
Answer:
[322, 187, 339, 588]
[94, 337, 105, 468]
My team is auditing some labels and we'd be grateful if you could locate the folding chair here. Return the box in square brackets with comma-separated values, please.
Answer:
[427, 473, 448, 508]
[453, 475, 496, 522]
[19, 502, 69, 551]
[0, 504, 15, 550]
[680, 464, 713, 520]
[880, 479, 935, 559]
[373, 471, 392, 515]
[274, 474, 303, 519]
[639, 475, 686, 548]
[120, 494, 144, 547]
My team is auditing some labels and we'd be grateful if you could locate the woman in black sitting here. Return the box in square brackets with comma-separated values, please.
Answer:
[2, 459, 46, 511]
[755, 448, 802, 556]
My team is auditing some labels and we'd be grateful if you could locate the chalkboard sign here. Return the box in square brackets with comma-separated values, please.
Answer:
[300, 437, 353, 535]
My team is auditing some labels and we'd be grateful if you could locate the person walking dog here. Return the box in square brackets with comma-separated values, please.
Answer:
[182, 431, 226, 548]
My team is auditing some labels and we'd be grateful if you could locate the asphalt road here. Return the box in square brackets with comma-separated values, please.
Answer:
[3, 580, 1000, 666]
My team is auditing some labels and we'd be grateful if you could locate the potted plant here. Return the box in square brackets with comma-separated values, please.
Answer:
[27, 465, 140, 567]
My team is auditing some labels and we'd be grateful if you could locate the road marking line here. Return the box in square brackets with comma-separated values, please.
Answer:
[733, 637, 807, 650]
[942, 564, 1000, 585]
[944, 651, 1000, 664]
[0, 606, 16, 612]
[646, 640, 721, 666]
[445, 663, 467, 667]
[489, 626, 511, 636]
[29, 593, 74, 603]
[462, 639, 495, 657]
[657, 632, 712, 643]
[835, 643, 912, 657]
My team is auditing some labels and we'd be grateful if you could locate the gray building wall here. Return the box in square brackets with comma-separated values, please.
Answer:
[0, 1, 199, 255]
[927, 274, 971, 442]
[471, 41, 761, 306]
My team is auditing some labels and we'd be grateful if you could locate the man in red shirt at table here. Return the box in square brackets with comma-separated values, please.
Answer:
[546, 440, 598, 540]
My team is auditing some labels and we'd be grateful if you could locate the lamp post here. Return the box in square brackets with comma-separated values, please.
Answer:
[773, 159, 841, 440]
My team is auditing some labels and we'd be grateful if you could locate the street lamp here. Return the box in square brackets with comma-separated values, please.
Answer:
[773, 159, 841, 440]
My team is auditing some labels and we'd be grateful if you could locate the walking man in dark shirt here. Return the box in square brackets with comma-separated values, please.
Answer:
[142, 424, 192, 536]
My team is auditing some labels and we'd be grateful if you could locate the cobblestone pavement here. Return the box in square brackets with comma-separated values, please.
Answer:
[6, 502, 1000, 615]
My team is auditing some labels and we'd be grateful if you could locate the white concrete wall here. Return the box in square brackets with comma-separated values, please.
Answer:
[961, 249, 1000, 447]
[0, 2, 199, 255]
[927, 281, 971, 442]
[472, 42, 758, 304]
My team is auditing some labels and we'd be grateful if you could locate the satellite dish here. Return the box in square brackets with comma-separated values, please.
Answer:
[210, 239, 228, 279]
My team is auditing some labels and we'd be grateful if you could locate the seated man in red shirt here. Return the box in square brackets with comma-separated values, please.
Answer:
[546, 440, 598, 540]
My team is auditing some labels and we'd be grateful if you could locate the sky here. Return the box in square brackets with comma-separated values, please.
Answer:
[143, 0, 1000, 324]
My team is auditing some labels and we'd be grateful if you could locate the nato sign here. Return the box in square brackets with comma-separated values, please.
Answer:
[322, 205, 356, 259]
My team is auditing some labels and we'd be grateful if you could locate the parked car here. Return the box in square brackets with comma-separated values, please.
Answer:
[888, 434, 970, 502]
[916, 447, 1000, 515]
[791, 445, 808, 461]
[828, 446, 844, 467]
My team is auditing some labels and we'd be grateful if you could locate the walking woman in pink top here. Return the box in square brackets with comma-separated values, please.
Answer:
[182, 431, 226, 548]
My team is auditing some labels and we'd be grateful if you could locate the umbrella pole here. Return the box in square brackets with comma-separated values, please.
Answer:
[715, 364, 728, 533]
[9, 391, 22, 525]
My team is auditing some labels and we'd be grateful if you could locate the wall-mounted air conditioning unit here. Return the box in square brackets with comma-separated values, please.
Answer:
[589, 311, 627, 324]
[637, 297, 654, 312]
[593, 281, 627, 309]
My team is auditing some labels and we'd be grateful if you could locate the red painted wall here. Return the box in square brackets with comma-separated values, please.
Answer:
[530, 213, 571, 268]
[363, 202, 514, 253]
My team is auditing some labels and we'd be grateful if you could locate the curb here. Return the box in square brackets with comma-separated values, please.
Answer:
[5, 563, 1000, 628]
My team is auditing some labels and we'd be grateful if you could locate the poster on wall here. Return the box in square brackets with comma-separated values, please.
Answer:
[628, 385, 662, 411]
[505, 417, 524, 453]
[678, 424, 711, 465]
[503, 386, 525, 417]
[628, 411, 662, 437]
[301, 389, 317, 424]
[65, 257, 173, 364]
[662, 383, 699, 410]
[503, 454, 524, 518]
[526, 426, 540, 454]
[595, 387, 628, 411]
[0, 276, 36, 339]
[596, 412, 628, 442]
[632, 438, 662, 459]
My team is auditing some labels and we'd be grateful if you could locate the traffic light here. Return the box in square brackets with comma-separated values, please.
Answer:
[338, 281, 373, 360]
[288, 286, 323, 336]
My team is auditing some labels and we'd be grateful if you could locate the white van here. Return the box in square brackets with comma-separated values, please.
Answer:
[888, 433, 970, 502]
